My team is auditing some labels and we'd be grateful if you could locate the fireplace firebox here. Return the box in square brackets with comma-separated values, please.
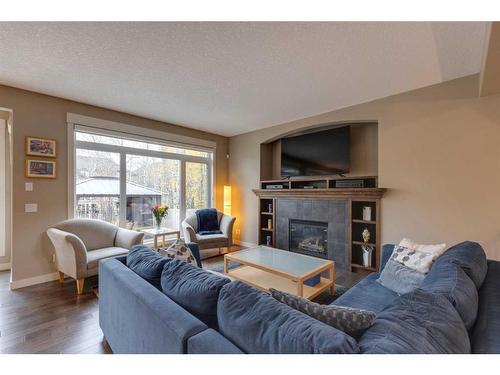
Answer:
[289, 219, 328, 258]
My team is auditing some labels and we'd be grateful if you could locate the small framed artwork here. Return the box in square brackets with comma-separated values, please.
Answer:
[26, 136, 57, 158]
[25, 159, 57, 179]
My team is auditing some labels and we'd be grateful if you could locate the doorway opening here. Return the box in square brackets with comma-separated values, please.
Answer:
[0, 108, 13, 283]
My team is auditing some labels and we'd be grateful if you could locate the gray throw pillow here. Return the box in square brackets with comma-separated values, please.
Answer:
[377, 258, 426, 295]
[269, 288, 376, 338]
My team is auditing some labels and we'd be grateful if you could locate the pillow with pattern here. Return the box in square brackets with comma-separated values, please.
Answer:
[159, 240, 197, 267]
[269, 288, 376, 338]
[391, 245, 435, 274]
[398, 238, 447, 260]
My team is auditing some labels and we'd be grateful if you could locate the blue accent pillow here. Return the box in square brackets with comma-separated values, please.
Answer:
[126, 245, 171, 289]
[377, 258, 425, 295]
[359, 289, 470, 354]
[161, 260, 230, 329]
[217, 281, 360, 354]
[196, 208, 219, 233]
[420, 260, 478, 330]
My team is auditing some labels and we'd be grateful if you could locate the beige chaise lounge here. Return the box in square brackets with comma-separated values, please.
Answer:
[47, 218, 144, 294]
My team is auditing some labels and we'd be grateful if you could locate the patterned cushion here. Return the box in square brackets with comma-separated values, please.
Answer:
[159, 240, 197, 267]
[377, 259, 426, 295]
[269, 288, 375, 338]
[391, 245, 435, 274]
[399, 238, 447, 260]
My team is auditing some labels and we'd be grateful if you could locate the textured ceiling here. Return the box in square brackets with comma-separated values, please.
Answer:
[0, 22, 488, 136]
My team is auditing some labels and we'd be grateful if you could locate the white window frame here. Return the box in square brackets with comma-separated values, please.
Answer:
[67, 113, 216, 229]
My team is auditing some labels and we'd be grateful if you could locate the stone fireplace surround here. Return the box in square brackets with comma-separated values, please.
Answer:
[275, 198, 349, 271]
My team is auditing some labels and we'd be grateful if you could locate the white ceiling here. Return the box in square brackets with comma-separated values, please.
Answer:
[0, 22, 488, 137]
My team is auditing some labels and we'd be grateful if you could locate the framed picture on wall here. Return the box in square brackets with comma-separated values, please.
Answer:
[25, 159, 57, 179]
[25, 136, 57, 158]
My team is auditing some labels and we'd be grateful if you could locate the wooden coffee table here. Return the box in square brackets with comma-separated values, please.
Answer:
[140, 227, 181, 249]
[224, 246, 335, 300]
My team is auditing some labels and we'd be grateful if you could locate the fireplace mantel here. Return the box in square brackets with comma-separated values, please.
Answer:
[252, 187, 386, 199]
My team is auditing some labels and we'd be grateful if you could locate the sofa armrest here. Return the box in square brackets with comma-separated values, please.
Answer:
[115, 227, 144, 249]
[182, 221, 197, 243]
[99, 258, 207, 353]
[220, 214, 236, 245]
[187, 328, 245, 354]
[380, 244, 395, 271]
[47, 227, 88, 279]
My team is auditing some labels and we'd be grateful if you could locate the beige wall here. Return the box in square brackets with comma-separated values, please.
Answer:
[0, 85, 228, 283]
[229, 74, 500, 260]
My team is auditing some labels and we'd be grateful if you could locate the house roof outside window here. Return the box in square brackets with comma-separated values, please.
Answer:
[76, 176, 162, 197]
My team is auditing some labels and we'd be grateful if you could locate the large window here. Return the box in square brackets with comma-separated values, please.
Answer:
[74, 128, 213, 231]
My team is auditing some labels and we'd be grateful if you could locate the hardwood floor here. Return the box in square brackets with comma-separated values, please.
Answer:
[0, 271, 111, 354]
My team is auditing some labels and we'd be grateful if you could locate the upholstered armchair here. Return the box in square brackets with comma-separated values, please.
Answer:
[182, 210, 236, 257]
[47, 218, 144, 294]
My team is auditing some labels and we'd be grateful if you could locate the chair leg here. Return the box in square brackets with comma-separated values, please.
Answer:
[58, 272, 65, 283]
[76, 278, 85, 295]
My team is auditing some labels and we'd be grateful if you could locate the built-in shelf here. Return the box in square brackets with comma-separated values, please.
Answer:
[352, 219, 377, 224]
[258, 197, 276, 247]
[352, 240, 376, 247]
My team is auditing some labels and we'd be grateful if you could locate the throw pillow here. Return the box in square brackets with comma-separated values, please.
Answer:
[377, 258, 426, 295]
[159, 239, 198, 267]
[391, 245, 435, 274]
[161, 260, 231, 329]
[399, 238, 447, 260]
[126, 245, 171, 289]
[196, 208, 220, 233]
[269, 288, 376, 338]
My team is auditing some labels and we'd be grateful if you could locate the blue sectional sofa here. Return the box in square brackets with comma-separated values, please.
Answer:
[99, 241, 500, 354]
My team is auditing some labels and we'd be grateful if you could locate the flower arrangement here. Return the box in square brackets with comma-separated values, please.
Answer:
[152, 205, 169, 229]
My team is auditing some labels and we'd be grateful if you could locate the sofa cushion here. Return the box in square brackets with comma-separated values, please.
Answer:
[377, 258, 426, 295]
[471, 260, 500, 353]
[269, 288, 375, 338]
[161, 260, 230, 329]
[217, 281, 359, 354]
[195, 233, 228, 244]
[126, 245, 171, 289]
[437, 241, 487, 289]
[331, 273, 399, 314]
[88, 246, 129, 269]
[359, 289, 470, 354]
[420, 260, 478, 330]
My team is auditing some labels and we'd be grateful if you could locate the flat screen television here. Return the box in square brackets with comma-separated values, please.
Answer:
[280, 126, 350, 177]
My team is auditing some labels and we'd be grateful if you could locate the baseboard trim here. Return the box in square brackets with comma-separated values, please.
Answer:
[0, 263, 11, 271]
[234, 240, 257, 248]
[10, 272, 59, 290]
